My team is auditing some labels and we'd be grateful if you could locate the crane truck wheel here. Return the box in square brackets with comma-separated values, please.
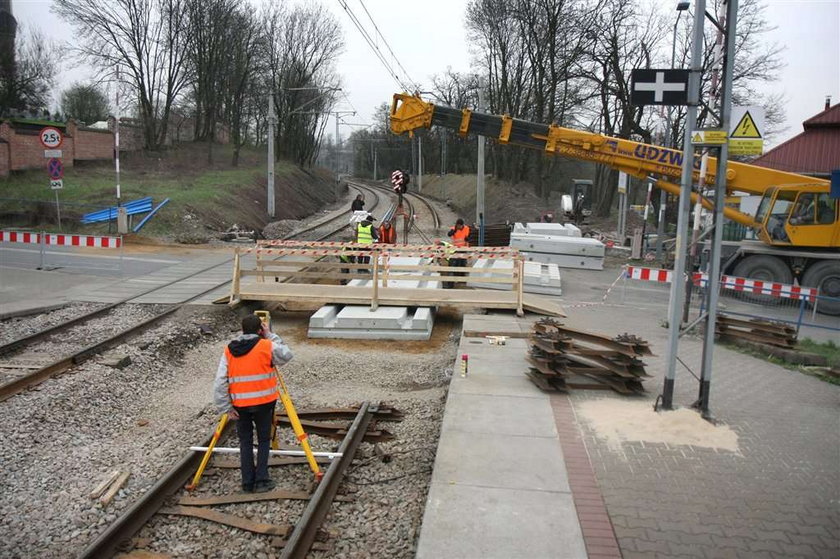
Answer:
[732, 255, 792, 306]
[801, 261, 840, 316]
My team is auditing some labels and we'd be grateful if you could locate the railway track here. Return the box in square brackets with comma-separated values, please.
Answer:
[79, 403, 402, 558]
[283, 183, 382, 241]
[0, 182, 384, 402]
[349, 179, 442, 242]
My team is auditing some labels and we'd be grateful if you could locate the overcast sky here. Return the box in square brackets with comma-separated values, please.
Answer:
[11, 0, 840, 149]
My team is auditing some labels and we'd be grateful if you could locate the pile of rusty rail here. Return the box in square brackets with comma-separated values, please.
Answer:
[78, 403, 402, 559]
[715, 313, 797, 348]
[526, 318, 652, 394]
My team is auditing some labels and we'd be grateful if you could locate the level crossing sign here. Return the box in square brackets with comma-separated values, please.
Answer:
[630, 69, 690, 106]
[47, 158, 64, 180]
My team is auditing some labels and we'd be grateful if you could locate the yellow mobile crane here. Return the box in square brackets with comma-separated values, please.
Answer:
[390, 93, 840, 315]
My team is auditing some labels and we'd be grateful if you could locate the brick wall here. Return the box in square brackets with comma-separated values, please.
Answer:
[0, 140, 8, 177]
[68, 120, 114, 160]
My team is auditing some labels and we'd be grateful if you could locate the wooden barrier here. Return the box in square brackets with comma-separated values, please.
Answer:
[230, 241, 565, 317]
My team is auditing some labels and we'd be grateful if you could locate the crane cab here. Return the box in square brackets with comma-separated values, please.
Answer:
[754, 186, 839, 248]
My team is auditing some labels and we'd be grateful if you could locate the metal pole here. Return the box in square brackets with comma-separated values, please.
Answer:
[418, 135, 423, 192]
[618, 172, 628, 241]
[697, 0, 738, 418]
[55, 190, 62, 231]
[334, 111, 340, 175]
[441, 132, 447, 175]
[115, 66, 121, 206]
[657, 12, 683, 262]
[661, 0, 706, 411]
[373, 148, 378, 181]
[477, 79, 486, 241]
[267, 94, 275, 218]
[38, 230, 45, 270]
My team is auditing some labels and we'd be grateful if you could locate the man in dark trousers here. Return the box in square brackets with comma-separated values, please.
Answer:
[214, 314, 293, 493]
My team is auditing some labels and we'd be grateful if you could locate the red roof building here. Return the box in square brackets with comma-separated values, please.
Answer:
[752, 100, 840, 178]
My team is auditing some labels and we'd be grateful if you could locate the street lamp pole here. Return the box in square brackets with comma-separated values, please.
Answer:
[656, 2, 690, 262]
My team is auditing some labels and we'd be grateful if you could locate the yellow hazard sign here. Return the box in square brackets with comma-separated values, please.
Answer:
[729, 106, 765, 155]
[691, 129, 728, 145]
[731, 111, 761, 138]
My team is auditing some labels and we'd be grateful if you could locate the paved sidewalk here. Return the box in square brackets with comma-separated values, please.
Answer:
[416, 315, 588, 559]
[564, 303, 840, 559]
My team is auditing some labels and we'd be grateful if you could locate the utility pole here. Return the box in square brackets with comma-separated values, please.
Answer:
[441, 132, 447, 175]
[374, 148, 378, 181]
[267, 93, 276, 218]
[115, 66, 127, 234]
[417, 135, 423, 192]
[661, 0, 706, 411]
[657, 4, 689, 262]
[476, 79, 486, 246]
[697, 0, 738, 417]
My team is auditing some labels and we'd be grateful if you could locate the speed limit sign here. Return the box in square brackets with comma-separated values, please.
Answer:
[39, 127, 63, 149]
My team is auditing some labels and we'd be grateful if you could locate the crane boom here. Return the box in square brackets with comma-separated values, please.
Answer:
[389, 93, 830, 229]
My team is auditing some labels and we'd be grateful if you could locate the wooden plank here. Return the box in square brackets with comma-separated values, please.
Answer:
[99, 471, 130, 505]
[89, 470, 121, 499]
[158, 506, 291, 536]
[463, 330, 530, 339]
[178, 490, 350, 506]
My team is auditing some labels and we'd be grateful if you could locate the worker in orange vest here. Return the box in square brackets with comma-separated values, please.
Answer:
[446, 218, 471, 287]
[214, 314, 293, 493]
[379, 220, 397, 244]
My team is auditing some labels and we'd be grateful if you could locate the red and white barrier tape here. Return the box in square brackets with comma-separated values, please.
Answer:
[1, 231, 122, 248]
[624, 265, 818, 302]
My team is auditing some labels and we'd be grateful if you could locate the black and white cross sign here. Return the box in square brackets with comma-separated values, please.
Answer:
[630, 69, 690, 106]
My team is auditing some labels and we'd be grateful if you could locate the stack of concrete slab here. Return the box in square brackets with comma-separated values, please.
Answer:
[510, 222, 605, 270]
[467, 259, 562, 296]
[308, 256, 439, 340]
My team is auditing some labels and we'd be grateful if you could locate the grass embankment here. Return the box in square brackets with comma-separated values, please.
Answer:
[0, 143, 336, 242]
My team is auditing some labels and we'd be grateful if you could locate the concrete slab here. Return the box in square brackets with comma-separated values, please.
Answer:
[522, 250, 604, 270]
[511, 234, 605, 257]
[309, 256, 438, 340]
[449, 373, 544, 398]
[416, 484, 586, 559]
[513, 222, 582, 237]
[430, 430, 571, 492]
[440, 393, 558, 438]
[468, 259, 563, 296]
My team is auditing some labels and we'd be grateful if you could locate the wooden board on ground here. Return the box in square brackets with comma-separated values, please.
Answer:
[159, 506, 291, 536]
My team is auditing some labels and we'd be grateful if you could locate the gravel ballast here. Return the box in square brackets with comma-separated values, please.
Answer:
[0, 307, 458, 559]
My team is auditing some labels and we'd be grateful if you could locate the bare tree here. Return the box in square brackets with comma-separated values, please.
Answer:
[54, 0, 193, 150]
[0, 26, 58, 117]
[264, 3, 344, 167]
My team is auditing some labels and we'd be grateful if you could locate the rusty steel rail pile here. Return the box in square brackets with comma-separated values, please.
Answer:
[715, 313, 797, 348]
[526, 318, 652, 394]
[79, 403, 398, 558]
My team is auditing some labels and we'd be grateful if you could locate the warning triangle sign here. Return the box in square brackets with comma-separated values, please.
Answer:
[731, 111, 761, 138]
[692, 133, 703, 143]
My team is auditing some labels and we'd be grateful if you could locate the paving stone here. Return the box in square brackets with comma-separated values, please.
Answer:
[562, 303, 839, 559]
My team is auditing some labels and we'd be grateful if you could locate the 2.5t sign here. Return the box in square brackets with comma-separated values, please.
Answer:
[39, 126, 63, 149]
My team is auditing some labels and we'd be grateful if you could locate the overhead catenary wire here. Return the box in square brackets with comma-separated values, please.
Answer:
[336, 0, 416, 92]
[355, 0, 418, 91]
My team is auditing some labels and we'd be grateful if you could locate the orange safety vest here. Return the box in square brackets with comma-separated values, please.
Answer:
[224, 338, 278, 407]
[450, 225, 471, 247]
[379, 224, 397, 244]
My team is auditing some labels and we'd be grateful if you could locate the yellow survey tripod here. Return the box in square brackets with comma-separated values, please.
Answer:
[187, 311, 322, 491]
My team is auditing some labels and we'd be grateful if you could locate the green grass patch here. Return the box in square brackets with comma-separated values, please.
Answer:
[798, 338, 840, 368]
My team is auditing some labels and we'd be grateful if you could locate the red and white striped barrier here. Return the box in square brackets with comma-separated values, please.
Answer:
[624, 265, 818, 302]
[1, 231, 122, 248]
[715, 275, 817, 302]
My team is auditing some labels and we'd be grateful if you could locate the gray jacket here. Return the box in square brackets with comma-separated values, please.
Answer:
[213, 332, 293, 414]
